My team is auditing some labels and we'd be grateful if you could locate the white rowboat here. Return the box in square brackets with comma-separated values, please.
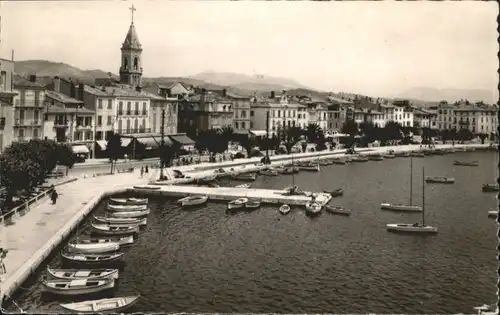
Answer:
[77, 235, 135, 247]
[109, 197, 148, 205]
[94, 216, 147, 226]
[47, 268, 119, 280]
[106, 203, 147, 212]
[107, 209, 150, 218]
[386, 223, 438, 233]
[279, 204, 291, 215]
[181, 195, 209, 207]
[67, 241, 120, 254]
[380, 203, 422, 212]
[91, 223, 139, 236]
[228, 198, 248, 210]
[60, 296, 140, 314]
[42, 278, 115, 296]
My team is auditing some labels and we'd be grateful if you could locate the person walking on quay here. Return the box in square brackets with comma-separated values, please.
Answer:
[50, 187, 58, 205]
[140, 167, 144, 178]
[145, 165, 149, 174]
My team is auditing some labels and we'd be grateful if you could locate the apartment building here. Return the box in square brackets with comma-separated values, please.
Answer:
[454, 106, 498, 134]
[392, 100, 414, 127]
[143, 83, 179, 135]
[413, 108, 436, 129]
[436, 104, 455, 130]
[0, 58, 16, 152]
[11, 75, 44, 142]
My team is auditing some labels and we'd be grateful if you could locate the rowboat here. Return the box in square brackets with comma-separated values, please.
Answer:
[91, 223, 139, 236]
[245, 200, 261, 210]
[474, 304, 499, 315]
[60, 296, 140, 314]
[410, 152, 425, 157]
[453, 160, 479, 166]
[323, 188, 344, 197]
[67, 241, 120, 254]
[42, 278, 115, 296]
[109, 198, 148, 205]
[482, 184, 499, 192]
[352, 155, 369, 162]
[232, 173, 257, 181]
[300, 164, 320, 172]
[180, 195, 208, 207]
[61, 252, 124, 265]
[425, 176, 455, 184]
[133, 185, 161, 190]
[380, 203, 422, 212]
[386, 223, 438, 233]
[487, 210, 498, 217]
[197, 174, 218, 184]
[331, 158, 346, 164]
[319, 160, 332, 166]
[260, 169, 279, 176]
[47, 268, 119, 280]
[279, 204, 291, 215]
[368, 155, 384, 161]
[235, 183, 251, 188]
[107, 209, 150, 218]
[305, 202, 322, 216]
[94, 216, 147, 226]
[382, 153, 396, 159]
[106, 203, 147, 212]
[77, 235, 135, 247]
[228, 198, 248, 210]
[325, 205, 351, 215]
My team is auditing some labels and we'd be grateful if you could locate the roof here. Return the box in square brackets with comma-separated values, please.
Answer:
[46, 105, 95, 115]
[13, 74, 45, 89]
[46, 90, 84, 105]
[169, 134, 195, 145]
[84, 85, 112, 97]
[122, 23, 142, 50]
[103, 85, 150, 99]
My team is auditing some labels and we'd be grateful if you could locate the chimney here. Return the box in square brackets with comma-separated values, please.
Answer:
[78, 83, 84, 101]
[29, 74, 37, 83]
[222, 89, 227, 97]
[136, 86, 142, 93]
[270, 91, 275, 99]
[53, 76, 61, 92]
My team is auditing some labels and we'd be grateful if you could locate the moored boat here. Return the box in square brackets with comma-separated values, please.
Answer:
[227, 197, 248, 210]
[331, 158, 346, 164]
[67, 241, 120, 254]
[453, 160, 479, 166]
[368, 154, 384, 161]
[300, 164, 320, 172]
[106, 203, 147, 212]
[60, 296, 140, 314]
[279, 204, 291, 215]
[425, 176, 455, 184]
[382, 153, 396, 158]
[319, 160, 332, 166]
[94, 216, 147, 226]
[197, 174, 218, 184]
[232, 173, 257, 181]
[386, 223, 438, 233]
[305, 201, 322, 216]
[325, 204, 351, 215]
[259, 169, 279, 176]
[474, 304, 499, 315]
[235, 183, 251, 188]
[61, 252, 124, 265]
[47, 268, 119, 281]
[482, 184, 500, 192]
[91, 223, 139, 236]
[487, 210, 498, 217]
[180, 195, 209, 207]
[109, 198, 148, 206]
[42, 278, 115, 296]
[410, 152, 425, 157]
[323, 188, 344, 197]
[380, 203, 422, 212]
[245, 200, 261, 209]
[107, 209, 150, 218]
[133, 185, 161, 190]
[76, 235, 135, 247]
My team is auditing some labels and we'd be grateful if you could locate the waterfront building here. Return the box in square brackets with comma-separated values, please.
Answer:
[326, 105, 343, 132]
[12, 74, 44, 143]
[413, 108, 435, 129]
[454, 105, 498, 135]
[436, 103, 455, 130]
[227, 91, 252, 131]
[391, 100, 414, 127]
[80, 84, 117, 141]
[0, 58, 16, 152]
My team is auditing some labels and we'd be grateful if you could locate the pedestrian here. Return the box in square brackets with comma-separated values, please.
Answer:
[50, 188, 58, 205]
[140, 167, 144, 178]
[145, 165, 149, 173]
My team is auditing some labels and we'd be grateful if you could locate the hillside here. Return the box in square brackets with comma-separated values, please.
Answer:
[396, 87, 496, 104]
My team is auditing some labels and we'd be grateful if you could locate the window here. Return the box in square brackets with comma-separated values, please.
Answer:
[235, 122, 239, 129]
[107, 99, 112, 109]
[241, 110, 246, 118]
[127, 102, 131, 114]
[97, 116, 102, 126]
[126, 119, 131, 133]
[135, 102, 139, 115]
[250, 122, 253, 129]
[141, 118, 146, 131]
[20, 91, 26, 105]
[34, 91, 40, 106]
[98, 99, 103, 109]
[96, 131, 103, 140]
[19, 129, 25, 138]
[134, 118, 139, 132]
[118, 120, 123, 132]
[34, 110, 39, 122]
[33, 128, 39, 139]
[107, 116, 112, 125]
[119, 101, 124, 114]
[0, 71, 6, 91]
[250, 110, 254, 117]
[241, 122, 246, 129]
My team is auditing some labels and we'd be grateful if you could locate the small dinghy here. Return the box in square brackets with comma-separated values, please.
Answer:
[325, 204, 351, 215]
[410, 152, 425, 157]
[352, 155, 369, 162]
[386, 223, 438, 233]
[380, 203, 422, 212]
[133, 185, 160, 190]
[305, 202, 322, 216]
[67, 241, 120, 254]
[109, 198, 148, 206]
[180, 195, 209, 207]
[47, 268, 119, 280]
[94, 216, 147, 226]
[280, 167, 296, 174]
[474, 304, 499, 315]
[453, 160, 479, 166]
[279, 204, 291, 215]
[91, 223, 139, 236]
[487, 210, 498, 218]
[382, 153, 396, 159]
[300, 164, 320, 172]
[60, 295, 140, 314]
[323, 188, 344, 197]
[61, 252, 124, 265]
[260, 169, 279, 176]
[425, 176, 455, 184]
[76, 235, 135, 247]
[197, 174, 218, 185]
[331, 158, 346, 165]
[232, 173, 257, 181]
[319, 160, 332, 166]
[42, 278, 115, 296]
[245, 200, 261, 210]
[107, 209, 150, 218]
[482, 184, 499, 192]
[107, 203, 147, 212]
[235, 183, 251, 188]
[228, 198, 248, 210]
[368, 155, 384, 161]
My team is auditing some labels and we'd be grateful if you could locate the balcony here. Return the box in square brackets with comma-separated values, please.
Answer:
[76, 124, 93, 130]
[142, 110, 148, 116]
[14, 100, 44, 109]
[126, 110, 132, 115]
[134, 110, 139, 115]
[118, 110, 124, 115]
[54, 120, 69, 128]
[13, 119, 43, 127]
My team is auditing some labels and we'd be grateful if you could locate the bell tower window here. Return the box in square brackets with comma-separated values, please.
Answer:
[123, 57, 128, 69]
[134, 57, 138, 70]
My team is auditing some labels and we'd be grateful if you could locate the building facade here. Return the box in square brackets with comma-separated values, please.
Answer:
[0, 58, 16, 152]
[12, 74, 45, 142]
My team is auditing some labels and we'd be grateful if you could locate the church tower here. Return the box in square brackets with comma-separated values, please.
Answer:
[119, 5, 143, 87]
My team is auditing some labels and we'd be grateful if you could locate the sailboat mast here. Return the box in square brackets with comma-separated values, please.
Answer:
[292, 153, 295, 187]
[409, 157, 413, 205]
[422, 167, 425, 226]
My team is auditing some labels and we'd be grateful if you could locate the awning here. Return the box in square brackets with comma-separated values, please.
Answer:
[121, 138, 132, 147]
[234, 130, 250, 135]
[135, 136, 173, 149]
[72, 145, 89, 154]
[169, 134, 195, 146]
[250, 130, 267, 137]
[95, 140, 107, 151]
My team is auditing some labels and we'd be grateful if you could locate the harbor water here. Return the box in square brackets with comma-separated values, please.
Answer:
[7, 151, 498, 313]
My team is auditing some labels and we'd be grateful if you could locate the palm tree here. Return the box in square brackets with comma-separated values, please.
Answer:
[306, 123, 322, 143]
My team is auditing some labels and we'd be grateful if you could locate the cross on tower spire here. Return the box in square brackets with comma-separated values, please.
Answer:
[129, 5, 136, 24]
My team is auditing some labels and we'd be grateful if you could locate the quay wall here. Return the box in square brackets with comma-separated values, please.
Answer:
[0, 188, 128, 301]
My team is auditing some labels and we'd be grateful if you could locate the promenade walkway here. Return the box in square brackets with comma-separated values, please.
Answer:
[0, 171, 149, 301]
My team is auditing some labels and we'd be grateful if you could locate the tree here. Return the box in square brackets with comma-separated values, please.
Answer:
[237, 136, 255, 157]
[478, 133, 488, 144]
[106, 133, 122, 174]
[220, 126, 234, 144]
[384, 121, 403, 144]
[341, 120, 358, 137]
[359, 121, 376, 143]
[56, 143, 75, 169]
[306, 123, 322, 143]
[457, 128, 473, 143]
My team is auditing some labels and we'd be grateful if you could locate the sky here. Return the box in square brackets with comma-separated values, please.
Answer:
[0, 1, 498, 100]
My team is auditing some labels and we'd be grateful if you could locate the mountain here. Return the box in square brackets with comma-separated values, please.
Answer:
[396, 87, 496, 104]
[191, 71, 311, 92]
